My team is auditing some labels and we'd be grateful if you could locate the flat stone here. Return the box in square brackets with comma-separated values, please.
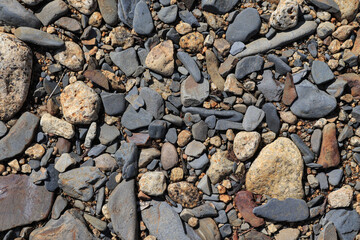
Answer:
[327, 168, 343, 186]
[290, 80, 337, 119]
[311, 60, 334, 85]
[317, 222, 337, 240]
[177, 51, 202, 82]
[99, 124, 120, 145]
[161, 142, 178, 170]
[234, 191, 264, 227]
[246, 137, 304, 200]
[0, 33, 32, 121]
[226, 8, 261, 43]
[110, 48, 139, 76]
[158, 5, 178, 24]
[233, 131, 261, 161]
[268, 54, 291, 75]
[181, 76, 209, 107]
[117, 0, 139, 27]
[94, 153, 117, 171]
[317, 123, 340, 168]
[316, 172, 329, 190]
[139, 148, 160, 168]
[121, 106, 153, 130]
[145, 40, 174, 77]
[60, 81, 101, 124]
[54, 41, 84, 71]
[323, 209, 360, 240]
[84, 70, 109, 90]
[206, 50, 225, 91]
[0, 0, 42, 28]
[168, 181, 201, 208]
[179, 10, 199, 27]
[253, 198, 309, 222]
[40, 113, 74, 139]
[308, 0, 340, 14]
[148, 120, 167, 139]
[29, 209, 96, 240]
[244, 230, 271, 240]
[114, 142, 139, 180]
[101, 92, 126, 116]
[328, 185, 353, 208]
[140, 87, 165, 119]
[262, 103, 281, 134]
[337, 73, 360, 97]
[55, 17, 82, 33]
[206, 149, 234, 184]
[317, 22, 336, 39]
[195, 218, 221, 240]
[54, 153, 77, 172]
[192, 120, 208, 141]
[35, 0, 68, 26]
[0, 112, 39, 162]
[51, 195, 67, 219]
[257, 70, 284, 102]
[0, 174, 53, 232]
[202, 0, 238, 14]
[275, 228, 300, 240]
[282, 73, 297, 106]
[133, 0, 154, 35]
[14, 27, 64, 48]
[182, 106, 243, 122]
[68, 0, 97, 15]
[243, 106, 265, 131]
[98, 0, 118, 25]
[189, 154, 209, 170]
[58, 166, 106, 201]
[185, 140, 206, 158]
[44, 164, 59, 192]
[83, 214, 107, 231]
[235, 55, 264, 80]
[108, 179, 138, 240]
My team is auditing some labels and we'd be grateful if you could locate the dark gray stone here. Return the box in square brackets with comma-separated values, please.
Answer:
[202, 0, 239, 14]
[133, 0, 154, 35]
[98, 0, 118, 26]
[101, 92, 126, 116]
[352, 106, 360, 122]
[338, 125, 353, 142]
[0, 0, 42, 28]
[290, 80, 337, 119]
[110, 48, 139, 76]
[311, 60, 334, 85]
[308, 0, 340, 13]
[108, 179, 138, 240]
[311, 129, 322, 155]
[215, 120, 243, 131]
[192, 120, 208, 141]
[99, 124, 120, 145]
[226, 8, 261, 43]
[114, 142, 139, 180]
[262, 103, 280, 134]
[51, 195, 67, 219]
[219, 224, 232, 238]
[148, 120, 168, 139]
[117, 0, 139, 27]
[188, 154, 209, 170]
[243, 106, 265, 131]
[35, 0, 68, 26]
[179, 10, 199, 27]
[183, 203, 218, 219]
[257, 70, 284, 102]
[121, 106, 153, 130]
[44, 164, 59, 192]
[290, 134, 315, 164]
[177, 52, 202, 82]
[253, 198, 309, 222]
[166, 127, 177, 144]
[140, 87, 165, 119]
[326, 78, 347, 98]
[323, 209, 360, 240]
[316, 172, 328, 190]
[182, 106, 243, 122]
[327, 169, 343, 186]
[158, 5, 178, 24]
[235, 55, 264, 80]
[14, 27, 64, 48]
[267, 54, 291, 75]
[205, 115, 216, 129]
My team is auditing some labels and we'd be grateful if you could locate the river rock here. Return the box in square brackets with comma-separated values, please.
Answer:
[323, 209, 360, 240]
[98, 0, 118, 25]
[139, 171, 167, 196]
[110, 48, 139, 76]
[257, 70, 284, 102]
[0, 174, 53, 232]
[158, 5, 178, 24]
[14, 27, 64, 48]
[54, 17, 82, 33]
[270, 0, 299, 30]
[54, 41, 84, 71]
[235, 55, 264, 80]
[233, 131, 261, 161]
[206, 50, 225, 91]
[68, 0, 97, 15]
[246, 137, 304, 200]
[145, 40, 174, 76]
[177, 51, 202, 82]
[0, 0, 42, 28]
[290, 80, 337, 119]
[108, 179, 138, 240]
[311, 60, 334, 85]
[133, 0, 154, 35]
[181, 76, 209, 107]
[333, 0, 359, 21]
[0, 33, 32, 121]
[35, 0, 68, 26]
[168, 181, 201, 208]
[40, 113, 75, 139]
[121, 106, 153, 130]
[161, 142, 178, 170]
[243, 106, 265, 131]
[234, 191, 264, 227]
[195, 218, 221, 240]
[60, 81, 101, 124]
[114, 142, 139, 180]
[328, 185, 353, 208]
[140, 87, 165, 119]
[206, 149, 234, 184]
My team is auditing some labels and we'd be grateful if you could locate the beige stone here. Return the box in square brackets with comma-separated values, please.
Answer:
[40, 113, 75, 139]
[207, 149, 234, 184]
[145, 40, 174, 77]
[54, 41, 84, 71]
[334, 0, 359, 21]
[139, 171, 167, 196]
[25, 144, 45, 160]
[270, 0, 299, 30]
[233, 132, 261, 161]
[328, 185, 353, 208]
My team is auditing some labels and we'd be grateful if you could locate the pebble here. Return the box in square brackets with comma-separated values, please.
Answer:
[327, 185, 353, 208]
[99, 124, 120, 145]
[94, 153, 117, 171]
[140, 87, 164, 119]
[117, 0, 138, 27]
[327, 168, 343, 186]
[230, 41, 245, 56]
[233, 131, 261, 161]
[185, 140, 206, 158]
[161, 142, 178, 170]
[133, 0, 154, 35]
[317, 123, 340, 168]
[168, 181, 201, 208]
[316, 172, 329, 190]
[195, 218, 221, 240]
[177, 51, 202, 82]
[317, 22, 336, 39]
[114, 142, 139, 180]
[267, 54, 291, 75]
[110, 48, 139, 76]
[270, 0, 299, 30]
[54, 41, 84, 71]
[242, 106, 265, 131]
[101, 92, 126, 116]
[14, 27, 64, 48]
[51, 195, 67, 219]
[145, 40, 174, 77]
[206, 149, 234, 184]
[234, 191, 264, 227]
[262, 103, 281, 134]
[121, 106, 153, 130]
[275, 228, 300, 240]
[323, 209, 360, 240]
[246, 137, 304, 200]
[55, 17, 82, 33]
[235, 55, 264, 80]
[257, 70, 284, 102]
[311, 60, 334, 85]
[158, 5, 178, 24]
[179, 10, 200, 27]
[148, 120, 167, 139]
[54, 153, 77, 172]
[0, 0, 42, 28]
[206, 50, 225, 91]
[35, 0, 69, 26]
[188, 154, 209, 170]
[253, 198, 309, 222]
[201, 0, 239, 14]
[181, 76, 209, 107]
[226, 8, 261, 43]
[290, 134, 315, 164]
[98, 0, 118, 25]
[139, 171, 166, 196]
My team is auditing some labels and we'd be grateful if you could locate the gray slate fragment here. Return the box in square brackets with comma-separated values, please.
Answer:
[51, 195, 67, 219]
[311, 129, 322, 155]
[323, 209, 360, 240]
[181, 77, 209, 107]
[101, 92, 126, 116]
[202, 0, 239, 14]
[118, 0, 139, 27]
[114, 142, 139, 180]
[262, 103, 280, 134]
[182, 106, 243, 122]
[177, 52, 202, 82]
[0, 0, 42, 28]
[257, 70, 284, 101]
[268, 54, 291, 75]
[243, 106, 265, 131]
[133, 0, 154, 35]
[326, 78, 347, 98]
[108, 179, 138, 240]
[179, 10, 200, 27]
[0, 112, 39, 162]
[14, 27, 64, 48]
[235, 55, 264, 80]
[35, 0, 68, 26]
[215, 120, 243, 131]
[290, 134, 315, 164]
[110, 48, 139, 76]
[158, 5, 178, 24]
[121, 106, 153, 130]
[98, 0, 118, 26]
[311, 60, 334, 85]
[316, 172, 328, 190]
[253, 198, 309, 222]
[140, 87, 165, 119]
[327, 169, 343, 186]
[308, 0, 340, 13]
[290, 80, 337, 119]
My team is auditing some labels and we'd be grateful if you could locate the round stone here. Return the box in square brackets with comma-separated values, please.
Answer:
[60, 81, 101, 124]
[233, 131, 261, 161]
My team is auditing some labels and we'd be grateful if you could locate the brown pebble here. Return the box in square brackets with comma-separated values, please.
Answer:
[282, 73, 297, 106]
[234, 191, 265, 227]
[317, 123, 340, 168]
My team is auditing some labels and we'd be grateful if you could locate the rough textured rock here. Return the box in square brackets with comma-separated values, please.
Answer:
[54, 41, 84, 71]
[108, 179, 138, 240]
[246, 137, 304, 200]
[29, 209, 96, 240]
[206, 149, 234, 184]
[139, 171, 167, 196]
[317, 123, 340, 168]
[195, 218, 221, 240]
[233, 131, 261, 161]
[327, 185, 353, 208]
[0, 174, 53, 232]
[0, 33, 32, 121]
[270, 0, 299, 30]
[60, 81, 101, 124]
[168, 181, 201, 208]
[181, 76, 209, 107]
[68, 0, 97, 15]
[333, 0, 359, 21]
[234, 191, 264, 227]
[40, 113, 75, 139]
[206, 50, 225, 91]
[0, 112, 39, 162]
[145, 40, 174, 76]
[0, 0, 42, 28]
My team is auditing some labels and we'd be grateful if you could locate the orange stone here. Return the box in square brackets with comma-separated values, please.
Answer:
[317, 123, 340, 168]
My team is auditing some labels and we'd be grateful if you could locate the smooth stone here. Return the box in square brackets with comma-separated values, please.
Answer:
[133, 0, 154, 35]
[226, 8, 261, 43]
[195, 218, 221, 240]
[236, 21, 317, 58]
[110, 48, 139, 76]
[101, 92, 126, 116]
[14, 27, 64, 48]
[181, 76, 209, 107]
[182, 106, 243, 122]
[177, 51, 202, 82]
[140, 87, 165, 119]
[262, 103, 281, 134]
[166, 128, 178, 144]
[230, 41, 245, 55]
[327, 78, 347, 98]
[0, 174, 53, 232]
[35, 0, 68, 26]
[311, 60, 334, 85]
[233, 131, 261, 161]
[161, 142, 178, 170]
[202, 0, 239, 14]
[0, 112, 39, 162]
[0, 121, 7, 138]
[253, 198, 309, 222]
[317, 123, 340, 168]
[55, 17, 82, 33]
[108, 179, 138, 240]
[327, 169, 343, 186]
[54, 153, 76, 172]
[311, 129, 322, 154]
[121, 106, 153, 130]
[242, 106, 265, 131]
[316, 172, 329, 190]
[308, 0, 340, 14]
[275, 228, 300, 240]
[290, 80, 337, 119]
[94, 153, 117, 171]
[215, 120, 243, 131]
[206, 149, 234, 184]
[235, 55, 264, 80]
[290, 134, 315, 164]
[117, 0, 139, 27]
[185, 140, 206, 158]
[83, 214, 107, 231]
[268, 54, 291, 75]
[29, 209, 96, 239]
[99, 124, 120, 145]
[192, 120, 208, 141]
[257, 70, 284, 102]
[182, 203, 218, 220]
[234, 191, 264, 227]
[114, 142, 139, 180]
[44, 164, 59, 192]
[188, 154, 209, 170]
[246, 137, 304, 200]
[97, 0, 118, 25]
[51, 195, 67, 219]
[158, 5, 178, 23]
[323, 209, 360, 240]
[58, 167, 106, 201]
[0, 0, 42, 28]
[179, 10, 199, 27]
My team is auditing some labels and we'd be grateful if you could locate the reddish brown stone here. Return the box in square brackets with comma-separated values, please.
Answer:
[234, 191, 264, 227]
[219, 55, 238, 77]
[126, 133, 151, 147]
[244, 230, 272, 240]
[317, 123, 340, 168]
[338, 73, 360, 97]
[0, 174, 54, 231]
[84, 69, 110, 90]
[282, 73, 297, 106]
[56, 137, 72, 154]
[352, 30, 360, 55]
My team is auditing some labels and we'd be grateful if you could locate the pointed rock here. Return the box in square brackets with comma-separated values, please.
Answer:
[206, 50, 225, 91]
[282, 73, 297, 106]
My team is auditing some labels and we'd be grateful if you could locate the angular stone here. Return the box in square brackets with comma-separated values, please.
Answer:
[257, 70, 284, 102]
[139, 148, 161, 168]
[0, 33, 32, 121]
[68, 0, 97, 15]
[117, 0, 139, 27]
[253, 198, 309, 222]
[333, 0, 359, 21]
[168, 181, 201, 208]
[246, 137, 304, 200]
[84, 70, 109, 90]
[108, 179, 138, 240]
[114, 142, 139, 180]
[328, 185, 353, 208]
[0, 112, 39, 162]
[94, 153, 117, 171]
[311, 60, 334, 85]
[317, 123, 340, 168]
[40, 113, 74, 139]
[206, 50, 225, 91]
[243, 106, 265, 131]
[268, 54, 291, 75]
[140, 87, 165, 119]
[206, 149, 234, 184]
[54, 41, 84, 71]
[282, 73, 297, 106]
[234, 191, 264, 227]
[235, 55, 264, 80]
[121, 106, 153, 130]
[139, 171, 166, 196]
[233, 132, 261, 161]
[177, 51, 202, 82]
[0, 0, 42, 28]
[262, 103, 281, 134]
[337, 73, 360, 97]
[109, 26, 133, 48]
[244, 230, 271, 240]
[181, 76, 209, 107]
[158, 5, 178, 24]
[100, 92, 126, 116]
[323, 209, 360, 240]
[0, 174, 53, 232]
[110, 48, 139, 76]
[145, 40, 174, 77]
[185, 140, 206, 157]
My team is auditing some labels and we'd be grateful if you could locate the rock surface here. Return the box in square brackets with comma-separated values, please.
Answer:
[168, 181, 201, 208]
[234, 191, 264, 227]
[270, 0, 299, 30]
[0, 0, 42, 28]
